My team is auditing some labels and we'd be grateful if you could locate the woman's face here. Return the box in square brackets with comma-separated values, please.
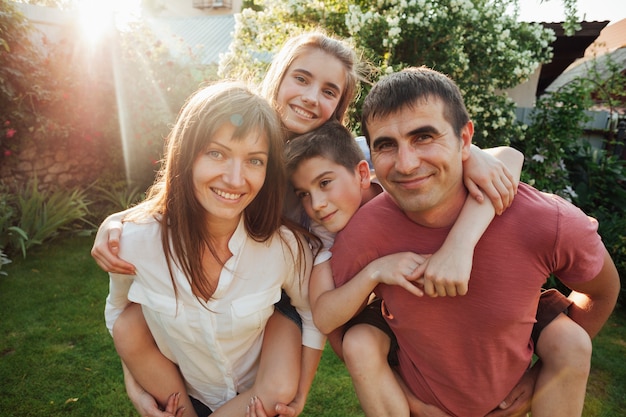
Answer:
[276, 48, 346, 135]
[192, 122, 269, 229]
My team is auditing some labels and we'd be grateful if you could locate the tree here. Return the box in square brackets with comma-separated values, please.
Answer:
[219, 0, 559, 147]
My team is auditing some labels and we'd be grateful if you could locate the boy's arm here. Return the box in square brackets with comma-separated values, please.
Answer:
[415, 146, 524, 297]
[310, 253, 427, 336]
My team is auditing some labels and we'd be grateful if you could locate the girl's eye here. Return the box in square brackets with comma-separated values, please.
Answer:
[294, 75, 307, 84]
[296, 191, 310, 200]
[323, 89, 337, 98]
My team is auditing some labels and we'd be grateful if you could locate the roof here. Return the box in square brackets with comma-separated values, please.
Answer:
[147, 14, 236, 65]
[537, 21, 609, 95]
[545, 46, 626, 92]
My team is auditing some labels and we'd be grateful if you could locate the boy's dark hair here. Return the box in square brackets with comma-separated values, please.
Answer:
[361, 66, 470, 143]
[285, 120, 366, 179]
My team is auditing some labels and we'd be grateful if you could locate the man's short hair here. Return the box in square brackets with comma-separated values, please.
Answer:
[361, 67, 470, 142]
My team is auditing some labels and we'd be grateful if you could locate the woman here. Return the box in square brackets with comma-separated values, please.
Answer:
[105, 81, 320, 417]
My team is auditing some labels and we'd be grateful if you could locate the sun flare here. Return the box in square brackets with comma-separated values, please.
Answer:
[77, 0, 141, 44]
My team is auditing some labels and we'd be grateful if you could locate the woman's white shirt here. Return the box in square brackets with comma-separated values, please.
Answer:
[104, 216, 322, 410]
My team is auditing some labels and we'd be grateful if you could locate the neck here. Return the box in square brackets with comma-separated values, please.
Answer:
[404, 187, 468, 229]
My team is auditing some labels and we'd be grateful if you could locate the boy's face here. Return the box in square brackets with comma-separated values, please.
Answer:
[291, 156, 366, 233]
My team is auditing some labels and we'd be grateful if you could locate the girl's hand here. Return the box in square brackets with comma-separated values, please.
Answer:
[463, 145, 517, 215]
[91, 212, 136, 274]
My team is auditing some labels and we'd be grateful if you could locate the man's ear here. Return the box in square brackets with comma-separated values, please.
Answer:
[460, 121, 474, 161]
[356, 160, 372, 189]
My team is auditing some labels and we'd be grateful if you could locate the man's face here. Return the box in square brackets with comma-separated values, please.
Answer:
[368, 97, 473, 225]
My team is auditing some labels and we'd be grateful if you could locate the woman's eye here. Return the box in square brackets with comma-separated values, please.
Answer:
[319, 179, 331, 188]
[249, 158, 265, 167]
[207, 150, 222, 159]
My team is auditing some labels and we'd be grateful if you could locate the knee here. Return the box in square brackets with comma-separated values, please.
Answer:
[112, 303, 152, 359]
[342, 325, 389, 372]
[254, 382, 298, 415]
[537, 317, 592, 375]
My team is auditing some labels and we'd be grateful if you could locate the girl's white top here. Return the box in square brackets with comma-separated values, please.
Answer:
[105, 216, 323, 410]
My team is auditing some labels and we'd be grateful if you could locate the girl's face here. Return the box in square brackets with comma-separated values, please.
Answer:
[192, 122, 269, 230]
[276, 49, 346, 135]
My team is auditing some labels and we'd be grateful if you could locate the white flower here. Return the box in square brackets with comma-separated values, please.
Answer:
[532, 154, 546, 163]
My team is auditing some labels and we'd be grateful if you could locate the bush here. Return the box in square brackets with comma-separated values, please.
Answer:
[15, 178, 92, 252]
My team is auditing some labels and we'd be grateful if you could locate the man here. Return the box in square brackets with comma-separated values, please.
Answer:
[328, 67, 620, 416]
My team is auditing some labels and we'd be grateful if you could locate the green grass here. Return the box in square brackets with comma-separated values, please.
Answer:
[0, 236, 624, 416]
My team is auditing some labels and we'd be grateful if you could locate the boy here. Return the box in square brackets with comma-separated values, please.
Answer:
[283, 120, 593, 416]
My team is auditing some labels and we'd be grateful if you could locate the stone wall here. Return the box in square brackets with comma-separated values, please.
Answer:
[0, 138, 110, 193]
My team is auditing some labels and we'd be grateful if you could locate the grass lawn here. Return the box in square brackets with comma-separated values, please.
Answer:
[0, 235, 624, 416]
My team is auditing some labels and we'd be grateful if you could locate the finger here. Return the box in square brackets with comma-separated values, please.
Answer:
[275, 403, 297, 417]
[400, 280, 424, 297]
[108, 226, 122, 254]
[423, 278, 436, 297]
[465, 179, 485, 204]
[456, 282, 469, 296]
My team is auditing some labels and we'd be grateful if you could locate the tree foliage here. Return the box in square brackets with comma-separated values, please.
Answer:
[220, 0, 557, 147]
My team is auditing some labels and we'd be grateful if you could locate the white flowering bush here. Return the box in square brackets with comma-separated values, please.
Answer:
[221, 0, 560, 147]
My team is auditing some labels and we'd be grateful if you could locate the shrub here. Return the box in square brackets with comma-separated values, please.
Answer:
[15, 178, 92, 252]
[0, 184, 28, 260]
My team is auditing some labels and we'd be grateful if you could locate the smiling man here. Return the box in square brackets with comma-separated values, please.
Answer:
[328, 67, 620, 417]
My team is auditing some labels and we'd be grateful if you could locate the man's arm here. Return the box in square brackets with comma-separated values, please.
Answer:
[565, 248, 620, 337]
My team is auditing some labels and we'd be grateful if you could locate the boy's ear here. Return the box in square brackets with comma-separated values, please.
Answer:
[356, 160, 371, 189]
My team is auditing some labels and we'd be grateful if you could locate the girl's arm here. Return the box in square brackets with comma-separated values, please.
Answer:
[91, 206, 140, 275]
[415, 146, 524, 297]
[463, 145, 523, 215]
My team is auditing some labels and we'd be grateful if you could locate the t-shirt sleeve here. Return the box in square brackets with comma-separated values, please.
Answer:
[552, 195, 605, 284]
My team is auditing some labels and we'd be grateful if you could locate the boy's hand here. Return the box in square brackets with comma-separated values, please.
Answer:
[369, 252, 427, 297]
[413, 246, 473, 298]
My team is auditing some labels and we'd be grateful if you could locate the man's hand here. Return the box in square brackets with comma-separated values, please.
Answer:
[485, 362, 539, 417]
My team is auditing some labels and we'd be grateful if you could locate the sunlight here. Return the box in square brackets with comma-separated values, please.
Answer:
[77, 0, 141, 45]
